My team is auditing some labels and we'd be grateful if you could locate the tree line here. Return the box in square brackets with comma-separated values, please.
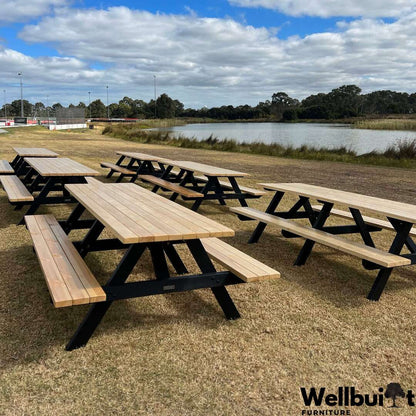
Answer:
[2, 85, 416, 121]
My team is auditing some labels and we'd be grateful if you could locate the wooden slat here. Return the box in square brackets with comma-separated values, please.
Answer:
[260, 183, 416, 225]
[194, 175, 265, 196]
[25, 215, 106, 307]
[116, 151, 168, 162]
[65, 183, 234, 243]
[311, 205, 416, 237]
[24, 157, 99, 177]
[100, 162, 135, 175]
[172, 161, 248, 177]
[231, 207, 411, 268]
[13, 147, 58, 157]
[202, 238, 280, 282]
[0, 160, 14, 174]
[0, 175, 34, 202]
[138, 174, 204, 198]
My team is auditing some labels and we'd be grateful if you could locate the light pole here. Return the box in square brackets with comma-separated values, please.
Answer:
[153, 75, 157, 118]
[3, 89, 6, 119]
[88, 91, 91, 119]
[106, 85, 109, 119]
[46, 95, 49, 127]
[17, 72, 23, 117]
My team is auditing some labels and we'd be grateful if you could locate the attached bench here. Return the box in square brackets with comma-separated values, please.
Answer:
[202, 237, 280, 282]
[312, 205, 416, 237]
[0, 160, 14, 175]
[194, 175, 266, 196]
[230, 207, 410, 268]
[25, 215, 106, 307]
[0, 175, 34, 205]
[138, 174, 204, 200]
[100, 162, 136, 182]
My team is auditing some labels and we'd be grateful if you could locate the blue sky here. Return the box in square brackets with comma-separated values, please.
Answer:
[0, 0, 415, 108]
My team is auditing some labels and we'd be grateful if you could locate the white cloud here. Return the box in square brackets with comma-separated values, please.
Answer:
[1, 7, 416, 107]
[0, 0, 69, 23]
[229, 0, 415, 18]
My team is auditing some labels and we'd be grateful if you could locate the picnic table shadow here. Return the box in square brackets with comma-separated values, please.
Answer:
[0, 245, 234, 368]
[234, 229, 416, 308]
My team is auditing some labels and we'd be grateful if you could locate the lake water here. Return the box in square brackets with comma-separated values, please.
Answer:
[158, 122, 416, 155]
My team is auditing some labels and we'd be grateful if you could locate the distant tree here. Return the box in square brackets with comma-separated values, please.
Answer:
[9, 99, 33, 117]
[327, 85, 362, 118]
[89, 99, 106, 118]
[156, 93, 183, 118]
[271, 92, 299, 119]
[385, 383, 405, 408]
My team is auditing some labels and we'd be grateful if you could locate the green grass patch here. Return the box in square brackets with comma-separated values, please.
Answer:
[353, 118, 416, 131]
[102, 123, 416, 169]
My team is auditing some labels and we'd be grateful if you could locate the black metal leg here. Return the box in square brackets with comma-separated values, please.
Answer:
[18, 177, 56, 225]
[163, 243, 188, 274]
[367, 268, 394, 301]
[186, 239, 240, 319]
[78, 220, 105, 257]
[62, 203, 86, 234]
[149, 244, 170, 279]
[367, 218, 413, 300]
[294, 201, 333, 266]
[249, 191, 285, 244]
[66, 243, 147, 350]
[229, 176, 248, 207]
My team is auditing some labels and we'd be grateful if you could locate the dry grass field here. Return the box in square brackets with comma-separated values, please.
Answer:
[1, 126, 416, 415]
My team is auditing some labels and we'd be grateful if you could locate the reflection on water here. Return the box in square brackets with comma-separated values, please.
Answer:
[157, 122, 416, 155]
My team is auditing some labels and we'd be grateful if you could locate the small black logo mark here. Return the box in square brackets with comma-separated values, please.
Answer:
[385, 383, 405, 408]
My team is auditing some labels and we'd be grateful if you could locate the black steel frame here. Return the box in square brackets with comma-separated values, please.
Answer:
[16, 168, 90, 225]
[246, 190, 416, 301]
[61, 204, 243, 350]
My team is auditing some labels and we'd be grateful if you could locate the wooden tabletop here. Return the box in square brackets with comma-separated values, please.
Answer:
[260, 183, 416, 224]
[169, 161, 248, 177]
[65, 182, 234, 244]
[13, 147, 59, 157]
[25, 157, 100, 177]
[116, 151, 174, 163]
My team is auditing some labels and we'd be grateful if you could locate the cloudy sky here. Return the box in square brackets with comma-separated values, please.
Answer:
[0, 0, 415, 108]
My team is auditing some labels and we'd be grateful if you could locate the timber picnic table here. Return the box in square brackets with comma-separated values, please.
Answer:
[146, 160, 266, 211]
[25, 181, 279, 349]
[13, 157, 99, 224]
[231, 182, 416, 301]
[10, 147, 59, 176]
[101, 151, 174, 182]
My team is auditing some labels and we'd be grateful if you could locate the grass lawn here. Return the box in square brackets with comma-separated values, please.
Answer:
[1, 126, 416, 415]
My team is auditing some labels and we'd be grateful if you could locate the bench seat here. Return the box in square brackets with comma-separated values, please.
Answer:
[0, 160, 14, 175]
[138, 174, 204, 199]
[100, 162, 136, 176]
[0, 175, 34, 203]
[230, 207, 410, 268]
[312, 205, 416, 237]
[194, 175, 265, 196]
[202, 237, 280, 282]
[25, 215, 106, 307]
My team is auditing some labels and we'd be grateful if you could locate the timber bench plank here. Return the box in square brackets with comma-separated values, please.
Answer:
[100, 162, 136, 176]
[138, 174, 204, 199]
[202, 237, 280, 282]
[194, 175, 266, 196]
[231, 207, 410, 268]
[0, 175, 34, 202]
[25, 215, 106, 307]
[0, 160, 14, 174]
[311, 204, 416, 237]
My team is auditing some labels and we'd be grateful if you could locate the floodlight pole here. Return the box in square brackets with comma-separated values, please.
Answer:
[153, 75, 157, 118]
[3, 89, 6, 119]
[18, 72, 23, 117]
[46, 95, 49, 128]
[106, 85, 109, 119]
[88, 91, 91, 119]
